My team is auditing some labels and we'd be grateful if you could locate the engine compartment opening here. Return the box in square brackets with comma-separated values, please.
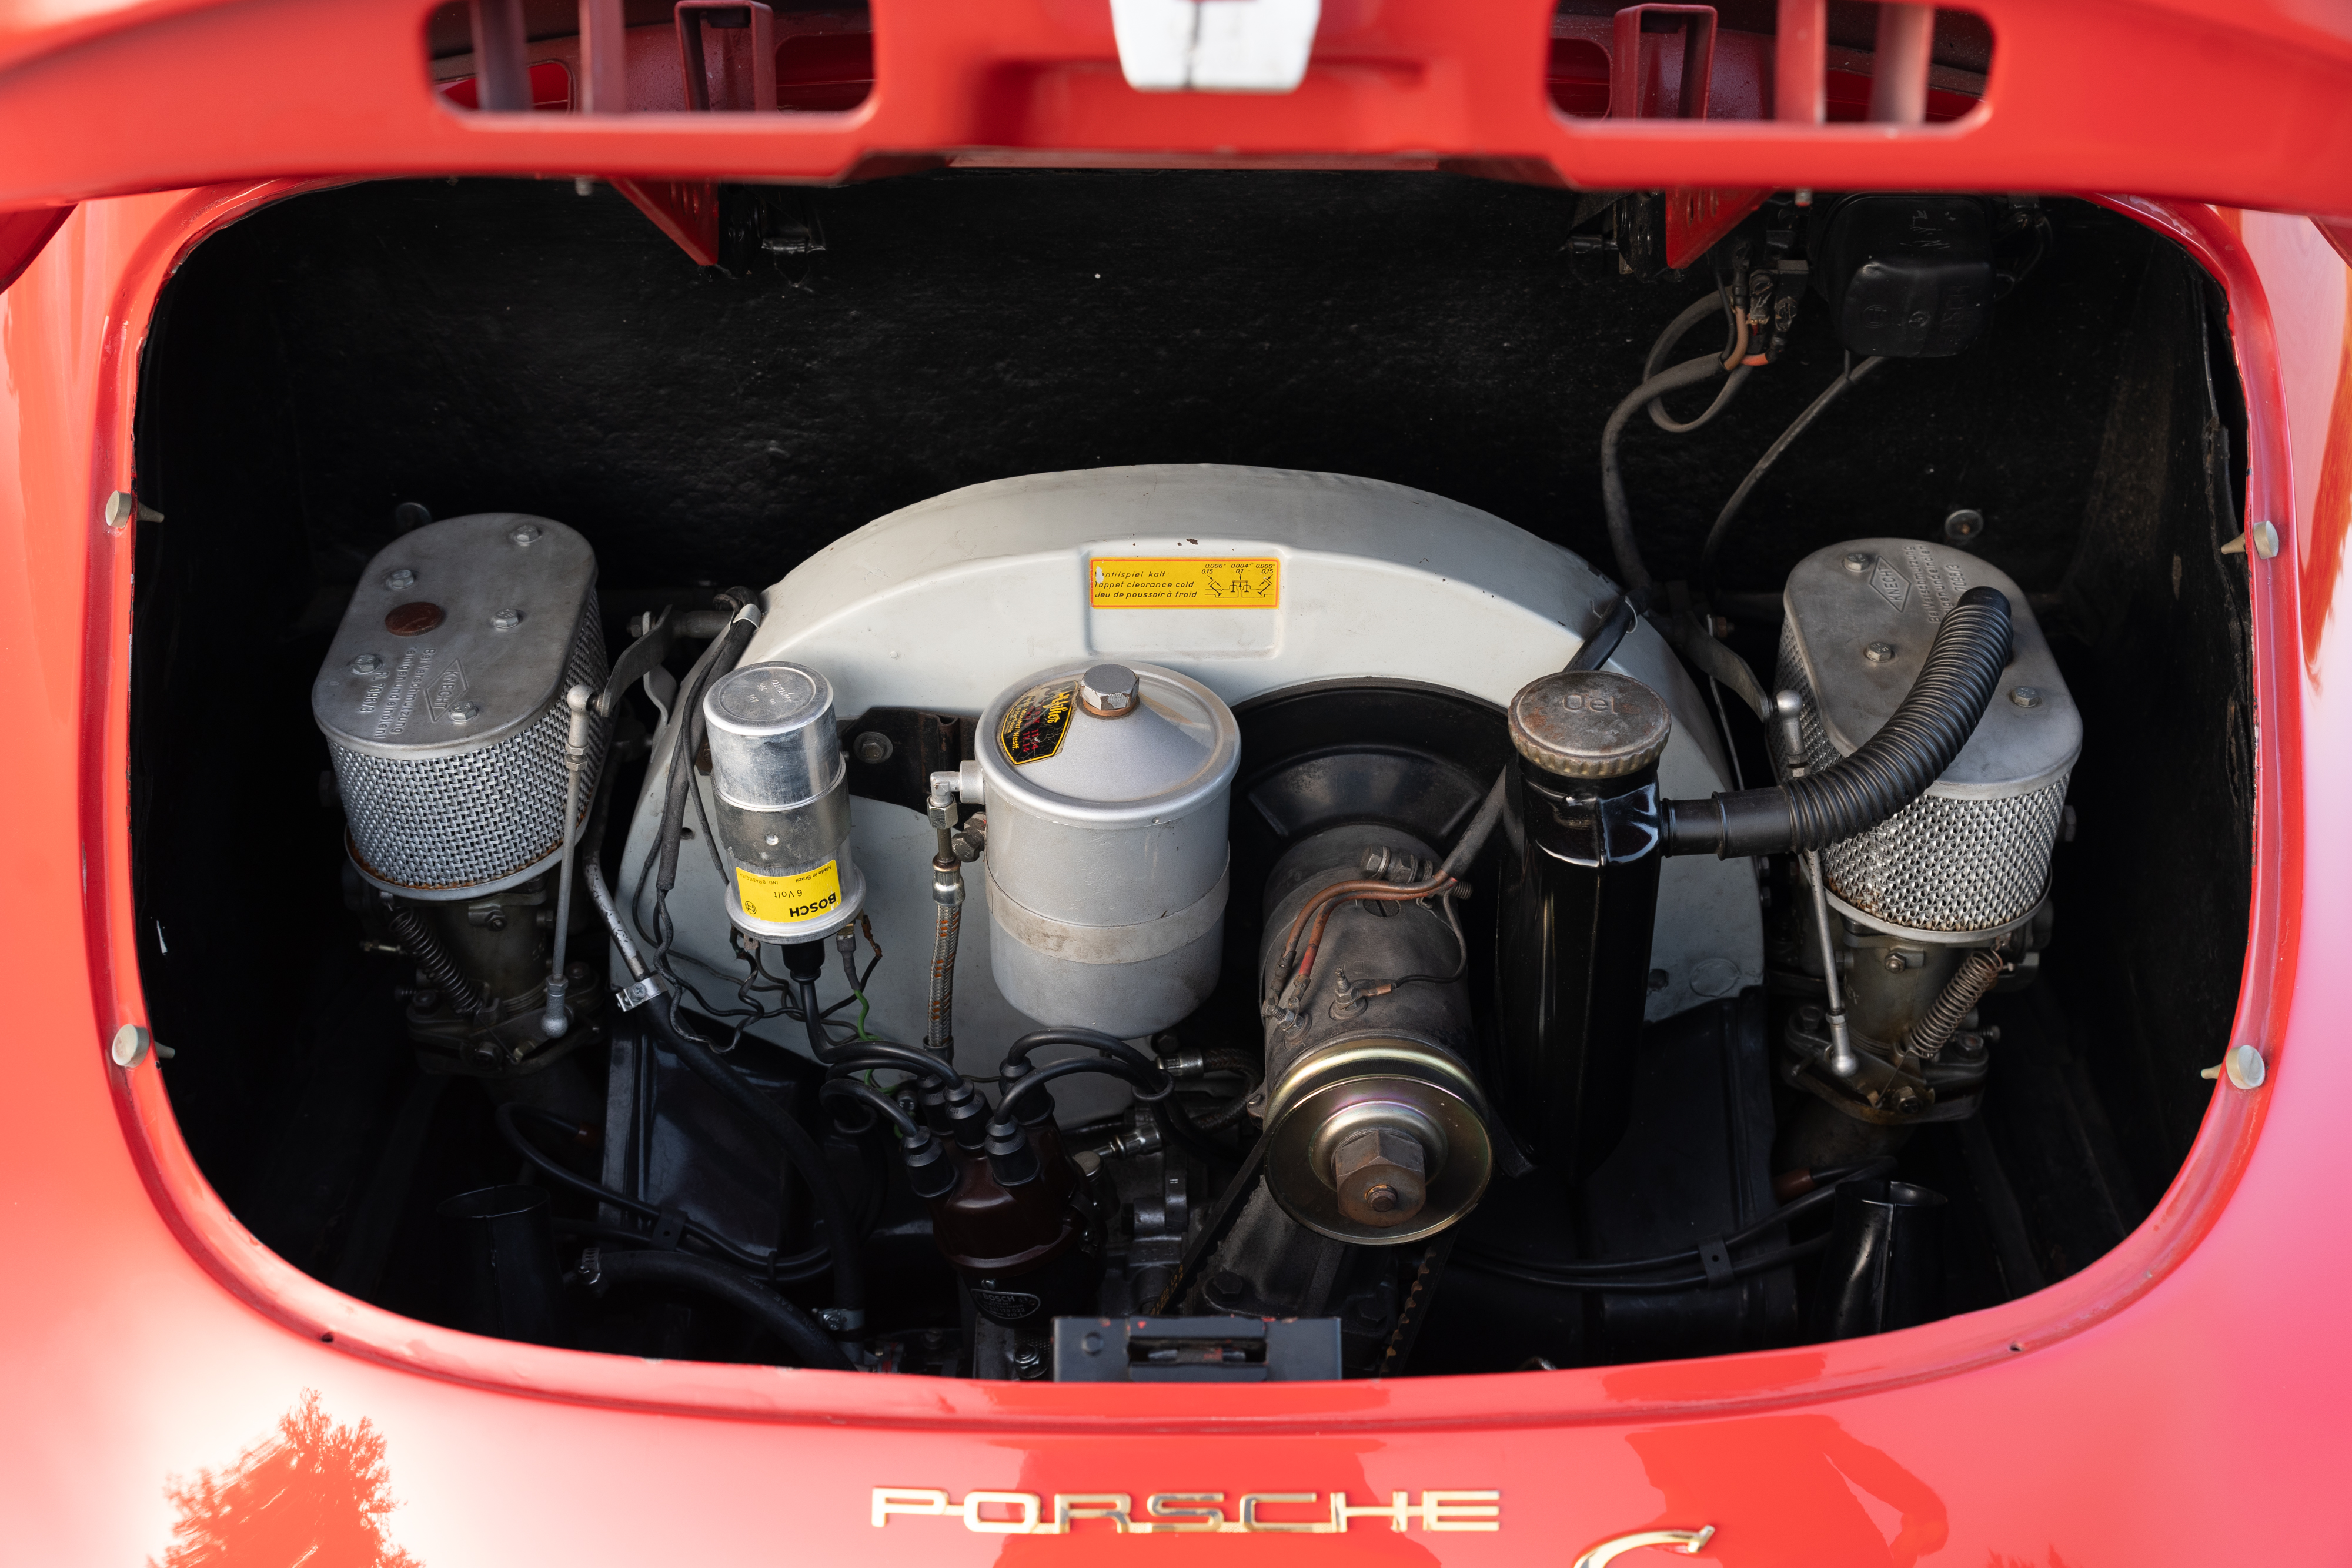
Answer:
[129, 172, 2251, 1379]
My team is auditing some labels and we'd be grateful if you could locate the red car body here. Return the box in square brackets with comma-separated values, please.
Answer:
[3, 2, 2350, 1562]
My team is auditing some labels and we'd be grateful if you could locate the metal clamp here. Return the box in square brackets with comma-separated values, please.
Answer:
[613, 973, 670, 1013]
[1532, 781, 1663, 868]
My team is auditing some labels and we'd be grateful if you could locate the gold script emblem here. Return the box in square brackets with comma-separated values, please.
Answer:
[1575, 1525, 1717, 1566]
[871, 1489, 1500, 1534]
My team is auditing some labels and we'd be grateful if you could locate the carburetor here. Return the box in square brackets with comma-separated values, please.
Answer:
[312, 513, 610, 1074]
[1774, 539, 2079, 1125]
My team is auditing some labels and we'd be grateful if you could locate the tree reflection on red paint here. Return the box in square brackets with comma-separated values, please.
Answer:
[152, 1390, 421, 1568]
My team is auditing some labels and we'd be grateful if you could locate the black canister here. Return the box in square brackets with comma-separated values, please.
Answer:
[1495, 668, 1669, 1175]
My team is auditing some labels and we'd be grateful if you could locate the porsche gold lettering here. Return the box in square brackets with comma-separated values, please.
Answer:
[871, 1487, 1499, 1534]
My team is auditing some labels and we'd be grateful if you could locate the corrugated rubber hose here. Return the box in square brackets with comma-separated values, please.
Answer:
[1663, 587, 2014, 858]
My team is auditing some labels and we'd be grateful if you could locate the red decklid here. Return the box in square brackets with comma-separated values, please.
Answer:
[0, 1, 2347, 217]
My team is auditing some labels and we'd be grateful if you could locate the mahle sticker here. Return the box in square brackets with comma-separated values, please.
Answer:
[1090, 556, 1279, 608]
[737, 860, 841, 924]
[1000, 680, 1077, 765]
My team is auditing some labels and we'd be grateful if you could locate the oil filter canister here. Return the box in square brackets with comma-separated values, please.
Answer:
[975, 661, 1240, 1039]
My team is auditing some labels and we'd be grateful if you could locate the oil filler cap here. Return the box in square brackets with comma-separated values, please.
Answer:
[1508, 669, 1671, 781]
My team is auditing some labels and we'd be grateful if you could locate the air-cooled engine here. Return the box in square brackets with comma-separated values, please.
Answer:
[316, 459, 2072, 1377]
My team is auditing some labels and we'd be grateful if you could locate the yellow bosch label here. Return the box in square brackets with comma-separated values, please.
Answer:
[1090, 557, 1280, 609]
[737, 860, 841, 925]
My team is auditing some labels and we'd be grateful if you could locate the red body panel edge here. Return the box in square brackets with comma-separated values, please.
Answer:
[2, 3, 2350, 1562]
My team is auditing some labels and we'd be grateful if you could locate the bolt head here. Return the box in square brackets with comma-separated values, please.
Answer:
[450, 701, 480, 721]
[509, 523, 543, 546]
[2010, 686, 2043, 708]
[382, 567, 416, 591]
[1883, 951, 1907, 971]
[1864, 641, 1896, 664]
[1943, 508, 1986, 544]
[350, 653, 382, 674]
[1080, 663, 1141, 718]
[1332, 1126, 1428, 1228]
[490, 606, 523, 631]
[109, 1024, 152, 1066]
[1843, 551, 1875, 574]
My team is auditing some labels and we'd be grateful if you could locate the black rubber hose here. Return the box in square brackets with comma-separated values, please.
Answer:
[582, 1249, 852, 1370]
[1455, 1232, 1830, 1293]
[819, 1078, 927, 1139]
[650, 996, 867, 1316]
[1663, 587, 2014, 858]
[1698, 355, 1886, 592]
[1184, 1048, 1263, 1133]
[1003, 1027, 1162, 1075]
[822, 1041, 963, 1086]
[1567, 593, 1636, 673]
[789, 974, 834, 1061]
[1153, 1097, 1236, 1166]
[1461, 1156, 1897, 1282]
[654, 613, 757, 900]
[990, 1055, 1174, 1134]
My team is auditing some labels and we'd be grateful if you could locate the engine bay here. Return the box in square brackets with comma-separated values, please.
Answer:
[130, 172, 2253, 1379]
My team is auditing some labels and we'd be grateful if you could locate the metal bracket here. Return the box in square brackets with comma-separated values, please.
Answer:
[1051, 1315, 1342, 1382]
[1532, 782, 1663, 868]
[613, 973, 670, 1012]
[600, 603, 676, 716]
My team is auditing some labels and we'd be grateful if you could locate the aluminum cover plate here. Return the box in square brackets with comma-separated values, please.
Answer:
[313, 512, 598, 759]
[1781, 539, 2079, 797]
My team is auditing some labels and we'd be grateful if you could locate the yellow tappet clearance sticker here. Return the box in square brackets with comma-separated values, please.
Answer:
[737, 860, 841, 924]
[1090, 556, 1279, 608]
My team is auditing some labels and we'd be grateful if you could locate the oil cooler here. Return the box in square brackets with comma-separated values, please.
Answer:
[313, 513, 609, 899]
[1776, 540, 2079, 940]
